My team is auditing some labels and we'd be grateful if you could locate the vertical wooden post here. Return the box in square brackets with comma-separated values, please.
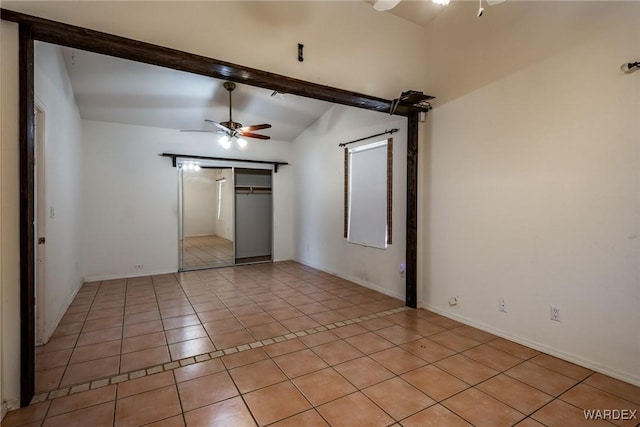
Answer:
[344, 148, 349, 238]
[19, 22, 36, 408]
[405, 112, 419, 308]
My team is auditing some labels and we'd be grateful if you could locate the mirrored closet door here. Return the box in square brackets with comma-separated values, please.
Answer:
[179, 165, 235, 269]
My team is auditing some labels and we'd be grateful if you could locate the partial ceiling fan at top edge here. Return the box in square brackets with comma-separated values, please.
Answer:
[372, 0, 506, 12]
[373, 0, 401, 11]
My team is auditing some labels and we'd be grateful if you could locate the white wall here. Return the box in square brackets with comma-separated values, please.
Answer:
[422, 3, 640, 385]
[421, 1, 623, 106]
[293, 105, 407, 300]
[1, 20, 21, 413]
[82, 120, 295, 280]
[34, 42, 85, 343]
[183, 168, 217, 237]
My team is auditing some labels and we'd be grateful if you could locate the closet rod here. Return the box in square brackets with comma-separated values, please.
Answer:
[338, 128, 399, 147]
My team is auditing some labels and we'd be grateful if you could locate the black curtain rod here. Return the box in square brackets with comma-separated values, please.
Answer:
[160, 153, 288, 172]
[339, 128, 399, 147]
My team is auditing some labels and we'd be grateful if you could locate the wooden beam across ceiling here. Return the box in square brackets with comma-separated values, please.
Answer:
[1, 8, 421, 116]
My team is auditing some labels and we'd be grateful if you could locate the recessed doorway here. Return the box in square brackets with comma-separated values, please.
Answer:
[177, 160, 274, 270]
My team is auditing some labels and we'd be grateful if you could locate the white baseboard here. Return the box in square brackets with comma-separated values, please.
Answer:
[37, 276, 84, 346]
[293, 258, 405, 301]
[46, 279, 83, 342]
[84, 268, 177, 282]
[421, 303, 640, 388]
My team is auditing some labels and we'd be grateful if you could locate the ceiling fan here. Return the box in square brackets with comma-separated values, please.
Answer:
[373, 0, 506, 15]
[182, 81, 272, 149]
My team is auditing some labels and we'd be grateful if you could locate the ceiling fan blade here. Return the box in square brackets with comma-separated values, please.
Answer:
[373, 0, 401, 11]
[204, 119, 231, 132]
[240, 123, 272, 132]
[239, 131, 270, 140]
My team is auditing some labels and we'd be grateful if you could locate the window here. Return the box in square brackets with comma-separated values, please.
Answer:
[217, 178, 226, 220]
[345, 138, 392, 249]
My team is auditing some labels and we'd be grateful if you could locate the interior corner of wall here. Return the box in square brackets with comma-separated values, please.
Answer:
[1, 398, 19, 419]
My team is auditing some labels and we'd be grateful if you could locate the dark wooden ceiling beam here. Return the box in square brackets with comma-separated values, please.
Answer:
[1, 8, 418, 116]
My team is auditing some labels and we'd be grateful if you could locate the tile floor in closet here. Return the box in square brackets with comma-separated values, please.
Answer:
[2, 261, 639, 426]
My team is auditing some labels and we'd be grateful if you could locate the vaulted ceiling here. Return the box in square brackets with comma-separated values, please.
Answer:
[50, 0, 617, 127]
[56, 45, 334, 142]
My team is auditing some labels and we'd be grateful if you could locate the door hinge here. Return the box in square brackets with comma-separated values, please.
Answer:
[38, 237, 45, 244]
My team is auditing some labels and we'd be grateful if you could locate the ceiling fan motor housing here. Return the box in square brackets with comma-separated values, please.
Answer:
[220, 120, 243, 130]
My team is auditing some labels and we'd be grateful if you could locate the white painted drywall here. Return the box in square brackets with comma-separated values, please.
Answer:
[0, 20, 21, 413]
[422, 1, 625, 106]
[34, 42, 85, 343]
[183, 168, 217, 237]
[82, 120, 295, 280]
[422, 3, 640, 385]
[293, 105, 407, 300]
[82, 120, 183, 280]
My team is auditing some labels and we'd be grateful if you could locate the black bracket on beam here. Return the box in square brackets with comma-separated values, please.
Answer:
[390, 90, 434, 115]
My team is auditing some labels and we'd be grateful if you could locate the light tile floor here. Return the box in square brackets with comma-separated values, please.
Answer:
[3, 261, 639, 426]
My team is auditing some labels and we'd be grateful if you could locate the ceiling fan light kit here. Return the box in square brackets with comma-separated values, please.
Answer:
[218, 135, 231, 149]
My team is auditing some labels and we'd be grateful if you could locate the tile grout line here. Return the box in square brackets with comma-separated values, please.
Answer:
[42, 282, 102, 402]
[30, 306, 409, 404]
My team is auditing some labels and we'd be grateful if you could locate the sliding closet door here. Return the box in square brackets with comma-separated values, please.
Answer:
[234, 169, 273, 264]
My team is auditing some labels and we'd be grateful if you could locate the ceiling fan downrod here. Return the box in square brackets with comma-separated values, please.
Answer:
[222, 81, 242, 131]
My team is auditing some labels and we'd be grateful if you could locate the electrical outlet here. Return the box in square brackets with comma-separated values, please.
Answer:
[550, 305, 561, 322]
[498, 298, 507, 313]
[134, 264, 144, 270]
[448, 296, 458, 306]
